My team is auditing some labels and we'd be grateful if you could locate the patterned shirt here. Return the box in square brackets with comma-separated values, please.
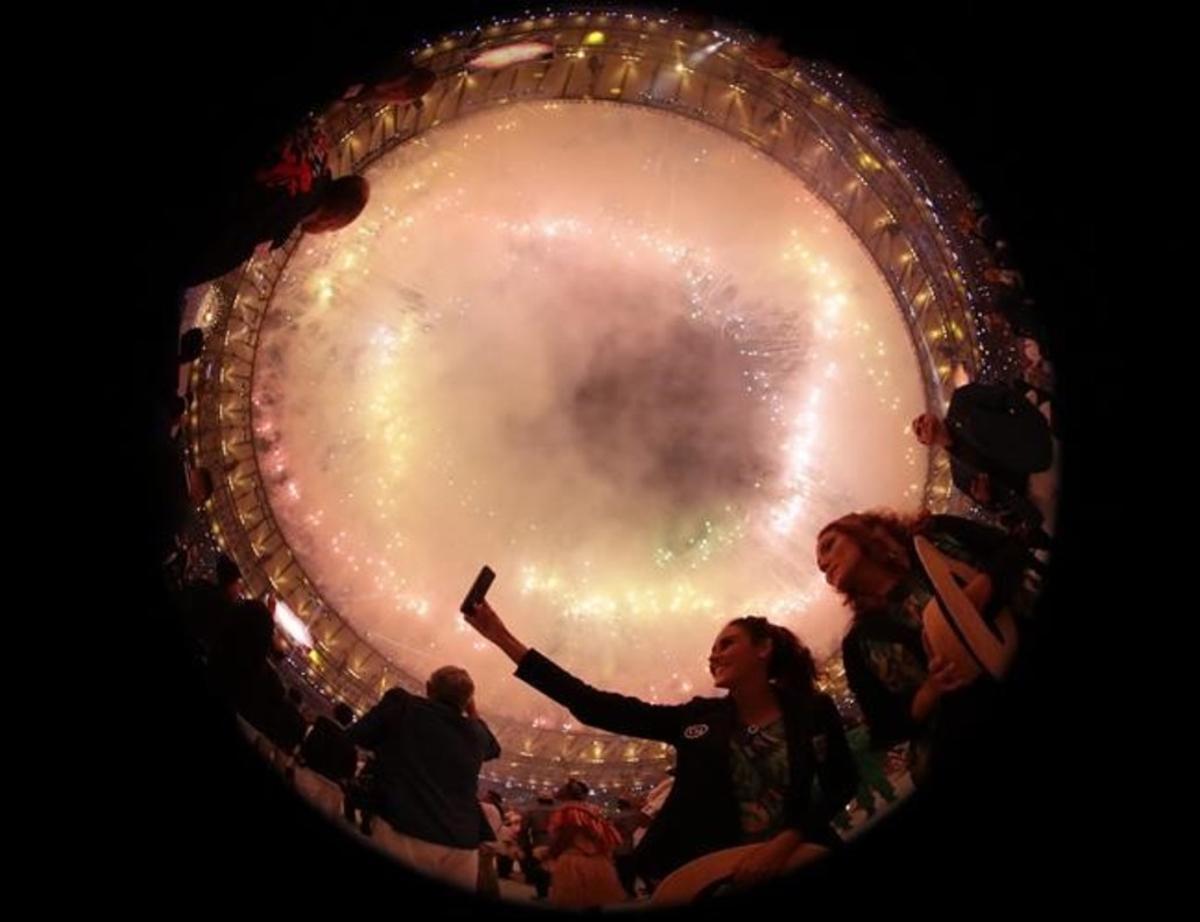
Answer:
[730, 718, 790, 843]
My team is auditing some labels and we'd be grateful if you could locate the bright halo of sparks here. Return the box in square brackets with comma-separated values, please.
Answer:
[252, 101, 925, 725]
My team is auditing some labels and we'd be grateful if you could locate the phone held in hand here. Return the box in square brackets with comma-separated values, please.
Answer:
[460, 565, 496, 616]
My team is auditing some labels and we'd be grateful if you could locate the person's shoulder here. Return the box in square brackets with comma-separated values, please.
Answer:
[682, 694, 725, 711]
[377, 686, 417, 710]
[948, 380, 997, 409]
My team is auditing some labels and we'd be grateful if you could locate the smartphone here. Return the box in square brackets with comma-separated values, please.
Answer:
[460, 565, 496, 616]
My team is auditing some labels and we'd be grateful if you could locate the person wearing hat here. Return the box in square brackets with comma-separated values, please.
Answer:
[816, 510, 1033, 784]
[912, 381, 1053, 539]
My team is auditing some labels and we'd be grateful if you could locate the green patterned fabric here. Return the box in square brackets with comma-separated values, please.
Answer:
[861, 576, 930, 698]
[730, 718, 790, 842]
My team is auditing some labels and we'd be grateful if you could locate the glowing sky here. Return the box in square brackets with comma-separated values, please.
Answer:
[252, 100, 926, 725]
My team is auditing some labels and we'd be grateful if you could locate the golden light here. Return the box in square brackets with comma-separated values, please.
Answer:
[249, 101, 926, 729]
[469, 41, 555, 70]
[858, 152, 883, 171]
[274, 597, 314, 648]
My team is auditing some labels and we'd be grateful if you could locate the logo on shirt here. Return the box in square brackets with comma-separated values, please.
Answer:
[683, 723, 710, 740]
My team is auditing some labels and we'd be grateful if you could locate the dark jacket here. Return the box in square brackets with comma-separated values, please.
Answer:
[299, 716, 358, 784]
[348, 688, 501, 849]
[514, 650, 857, 879]
[944, 383, 1053, 513]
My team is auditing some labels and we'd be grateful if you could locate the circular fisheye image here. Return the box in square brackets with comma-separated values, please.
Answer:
[152, 4, 1068, 910]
